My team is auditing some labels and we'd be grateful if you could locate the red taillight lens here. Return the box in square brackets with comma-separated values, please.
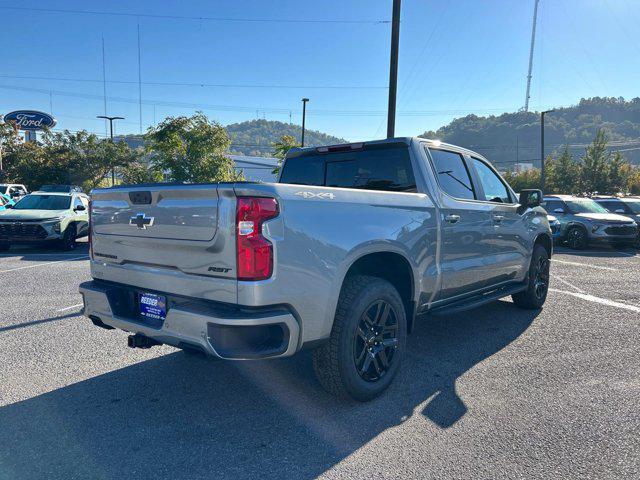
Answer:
[236, 197, 279, 281]
[88, 200, 93, 259]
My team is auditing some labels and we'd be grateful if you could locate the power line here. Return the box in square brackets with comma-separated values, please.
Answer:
[0, 6, 389, 24]
[0, 74, 386, 90]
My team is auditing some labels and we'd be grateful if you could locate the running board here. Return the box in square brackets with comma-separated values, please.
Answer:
[429, 283, 527, 316]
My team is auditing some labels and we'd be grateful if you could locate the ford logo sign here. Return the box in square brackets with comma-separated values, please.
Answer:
[2, 110, 57, 131]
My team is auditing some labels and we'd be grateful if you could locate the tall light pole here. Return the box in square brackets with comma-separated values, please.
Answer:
[97, 115, 125, 186]
[540, 109, 554, 192]
[301, 98, 309, 147]
[387, 0, 401, 138]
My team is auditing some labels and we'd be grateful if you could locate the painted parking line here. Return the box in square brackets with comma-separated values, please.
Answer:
[550, 288, 640, 313]
[56, 303, 84, 313]
[551, 259, 617, 271]
[0, 255, 89, 273]
[552, 276, 585, 293]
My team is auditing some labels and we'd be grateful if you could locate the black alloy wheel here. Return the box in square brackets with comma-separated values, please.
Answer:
[533, 255, 550, 300]
[353, 300, 399, 382]
[566, 226, 587, 249]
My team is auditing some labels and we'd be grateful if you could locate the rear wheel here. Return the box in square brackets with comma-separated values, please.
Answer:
[512, 244, 550, 309]
[566, 226, 588, 250]
[313, 275, 406, 401]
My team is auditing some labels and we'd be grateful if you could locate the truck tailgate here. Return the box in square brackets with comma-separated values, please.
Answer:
[89, 184, 237, 298]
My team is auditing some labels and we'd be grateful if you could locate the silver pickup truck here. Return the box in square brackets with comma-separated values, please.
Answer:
[80, 137, 552, 401]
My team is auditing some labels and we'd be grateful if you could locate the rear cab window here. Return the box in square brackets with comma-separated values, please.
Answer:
[279, 143, 416, 193]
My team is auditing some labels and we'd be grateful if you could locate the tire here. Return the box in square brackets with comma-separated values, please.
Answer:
[566, 225, 588, 250]
[59, 225, 77, 251]
[512, 244, 550, 309]
[633, 235, 640, 250]
[313, 275, 407, 401]
[0, 242, 9, 252]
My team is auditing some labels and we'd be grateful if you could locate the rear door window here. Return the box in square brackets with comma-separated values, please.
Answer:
[428, 149, 475, 200]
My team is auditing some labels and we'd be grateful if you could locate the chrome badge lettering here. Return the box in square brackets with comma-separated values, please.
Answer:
[294, 191, 335, 200]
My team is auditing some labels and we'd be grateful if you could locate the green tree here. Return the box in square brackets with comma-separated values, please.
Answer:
[550, 146, 580, 194]
[145, 112, 242, 183]
[271, 134, 300, 174]
[503, 168, 541, 192]
[607, 151, 627, 194]
[120, 160, 163, 185]
[579, 129, 610, 194]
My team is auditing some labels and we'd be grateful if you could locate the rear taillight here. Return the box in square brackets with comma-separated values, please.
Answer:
[88, 200, 93, 259]
[236, 197, 279, 281]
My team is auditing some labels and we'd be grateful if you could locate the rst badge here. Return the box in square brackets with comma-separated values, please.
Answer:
[295, 191, 335, 200]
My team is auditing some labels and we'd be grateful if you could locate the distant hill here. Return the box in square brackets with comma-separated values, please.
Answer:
[116, 119, 347, 158]
[226, 119, 347, 157]
[420, 97, 640, 169]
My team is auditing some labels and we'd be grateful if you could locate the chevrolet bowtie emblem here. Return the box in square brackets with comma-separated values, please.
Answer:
[129, 213, 154, 229]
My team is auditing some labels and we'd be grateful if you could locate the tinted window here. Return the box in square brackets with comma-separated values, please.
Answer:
[565, 199, 608, 214]
[279, 156, 324, 186]
[280, 145, 417, 193]
[428, 149, 475, 200]
[325, 150, 416, 192]
[72, 197, 84, 209]
[470, 157, 511, 203]
[542, 200, 566, 213]
[13, 195, 71, 210]
[596, 199, 630, 214]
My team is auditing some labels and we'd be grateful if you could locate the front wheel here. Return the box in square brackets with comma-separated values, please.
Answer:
[313, 275, 407, 401]
[512, 244, 550, 309]
[566, 226, 588, 250]
[59, 226, 77, 251]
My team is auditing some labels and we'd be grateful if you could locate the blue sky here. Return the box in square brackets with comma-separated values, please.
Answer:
[1, 0, 639, 142]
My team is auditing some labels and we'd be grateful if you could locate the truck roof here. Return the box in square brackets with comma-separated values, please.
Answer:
[287, 137, 487, 161]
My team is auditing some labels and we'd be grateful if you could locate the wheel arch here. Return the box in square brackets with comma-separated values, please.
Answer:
[337, 250, 417, 334]
[533, 232, 553, 258]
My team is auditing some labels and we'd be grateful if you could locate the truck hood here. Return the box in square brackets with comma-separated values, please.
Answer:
[575, 212, 634, 223]
[0, 209, 68, 221]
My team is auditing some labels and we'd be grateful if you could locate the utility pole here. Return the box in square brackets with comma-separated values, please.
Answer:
[301, 98, 309, 147]
[524, 0, 540, 112]
[137, 21, 143, 134]
[540, 109, 554, 192]
[387, 0, 401, 138]
[97, 115, 125, 186]
[102, 36, 108, 137]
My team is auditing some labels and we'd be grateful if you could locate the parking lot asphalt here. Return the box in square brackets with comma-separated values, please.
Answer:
[1, 242, 639, 480]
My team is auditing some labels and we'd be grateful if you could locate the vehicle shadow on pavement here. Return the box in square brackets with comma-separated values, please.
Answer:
[0, 300, 538, 480]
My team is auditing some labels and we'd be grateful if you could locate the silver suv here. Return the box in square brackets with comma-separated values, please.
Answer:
[593, 196, 640, 248]
[543, 195, 638, 249]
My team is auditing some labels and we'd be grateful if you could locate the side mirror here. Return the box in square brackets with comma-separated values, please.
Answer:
[519, 189, 542, 210]
[554, 208, 565, 214]
[74, 205, 86, 212]
[5, 204, 13, 209]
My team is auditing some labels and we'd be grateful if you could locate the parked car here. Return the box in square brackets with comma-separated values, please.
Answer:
[547, 214, 562, 242]
[0, 191, 90, 251]
[81, 137, 552, 401]
[0, 193, 15, 211]
[39, 184, 84, 193]
[0, 183, 28, 201]
[593, 196, 640, 248]
[542, 195, 638, 249]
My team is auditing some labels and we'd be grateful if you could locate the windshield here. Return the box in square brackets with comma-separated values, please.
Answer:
[565, 199, 609, 214]
[623, 199, 640, 214]
[13, 194, 71, 211]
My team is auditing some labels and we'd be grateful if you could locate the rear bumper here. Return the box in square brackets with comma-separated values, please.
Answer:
[80, 280, 300, 360]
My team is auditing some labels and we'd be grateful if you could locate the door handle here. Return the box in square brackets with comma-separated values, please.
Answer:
[492, 215, 505, 223]
[444, 214, 460, 224]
